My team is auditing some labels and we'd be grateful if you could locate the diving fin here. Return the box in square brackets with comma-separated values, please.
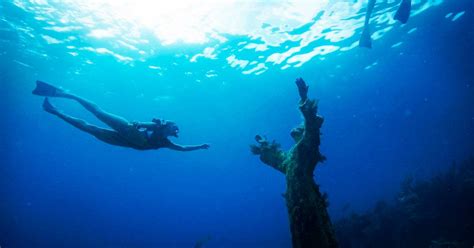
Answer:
[42, 97, 58, 114]
[394, 0, 411, 24]
[32, 80, 65, 97]
[359, 26, 372, 48]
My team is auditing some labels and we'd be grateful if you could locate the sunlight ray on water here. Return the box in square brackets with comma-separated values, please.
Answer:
[6, 0, 445, 75]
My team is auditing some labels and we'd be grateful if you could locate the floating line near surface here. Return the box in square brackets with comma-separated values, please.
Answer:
[452, 11, 465, 22]
[13, 60, 34, 69]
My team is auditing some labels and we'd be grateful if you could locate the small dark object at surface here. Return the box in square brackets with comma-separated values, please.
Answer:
[394, 0, 412, 24]
[250, 78, 338, 248]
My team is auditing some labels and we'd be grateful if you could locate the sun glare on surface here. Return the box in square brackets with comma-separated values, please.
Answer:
[9, 0, 446, 74]
[55, 0, 328, 45]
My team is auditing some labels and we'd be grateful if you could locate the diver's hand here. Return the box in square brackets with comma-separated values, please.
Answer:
[200, 144, 210, 149]
[295, 77, 308, 100]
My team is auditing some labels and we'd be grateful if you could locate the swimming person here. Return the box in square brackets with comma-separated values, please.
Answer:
[32, 80, 210, 151]
[360, 0, 412, 48]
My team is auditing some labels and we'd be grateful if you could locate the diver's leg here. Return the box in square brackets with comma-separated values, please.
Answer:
[59, 93, 131, 133]
[33, 81, 130, 132]
[43, 98, 131, 147]
[359, 0, 376, 48]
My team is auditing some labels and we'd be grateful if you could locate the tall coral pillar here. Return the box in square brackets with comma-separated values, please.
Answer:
[251, 78, 338, 248]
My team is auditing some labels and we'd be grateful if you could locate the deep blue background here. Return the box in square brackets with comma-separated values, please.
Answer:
[1, 1, 473, 247]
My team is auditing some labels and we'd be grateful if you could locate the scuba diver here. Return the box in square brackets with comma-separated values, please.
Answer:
[360, 0, 412, 48]
[32, 80, 210, 151]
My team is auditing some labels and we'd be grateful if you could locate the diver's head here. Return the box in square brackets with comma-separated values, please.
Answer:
[162, 120, 179, 137]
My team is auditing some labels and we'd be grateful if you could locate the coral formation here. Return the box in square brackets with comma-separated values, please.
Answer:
[251, 78, 338, 248]
[194, 235, 212, 248]
[335, 157, 474, 248]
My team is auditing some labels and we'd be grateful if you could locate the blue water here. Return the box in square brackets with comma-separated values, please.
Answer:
[1, 0, 473, 247]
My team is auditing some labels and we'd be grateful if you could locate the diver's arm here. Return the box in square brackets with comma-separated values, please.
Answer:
[166, 142, 210, 152]
[366, 0, 376, 24]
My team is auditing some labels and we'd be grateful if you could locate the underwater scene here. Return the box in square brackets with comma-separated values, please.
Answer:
[1, 0, 473, 247]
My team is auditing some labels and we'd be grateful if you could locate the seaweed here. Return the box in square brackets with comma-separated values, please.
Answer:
[335, 157, 474, 248]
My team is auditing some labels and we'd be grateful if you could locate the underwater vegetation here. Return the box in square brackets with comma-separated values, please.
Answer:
[334, 157, 474, 248]
[193, 235, 212, 248]
[251, 78, 337, 248]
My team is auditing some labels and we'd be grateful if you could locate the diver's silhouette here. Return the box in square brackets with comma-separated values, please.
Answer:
[33, 80, 209, 151]
[360, 0, 412, 48]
